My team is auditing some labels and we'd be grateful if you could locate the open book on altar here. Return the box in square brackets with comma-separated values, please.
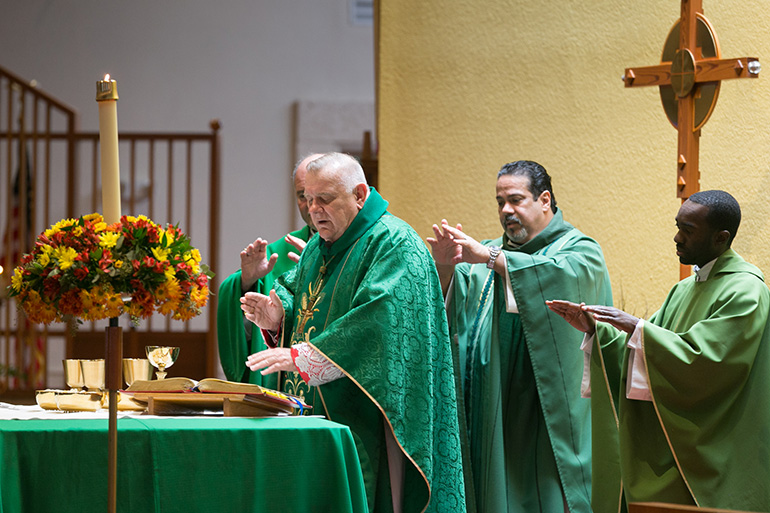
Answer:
[124, 378, 310, 416]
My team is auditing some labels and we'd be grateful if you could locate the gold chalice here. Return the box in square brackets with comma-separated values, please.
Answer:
[145, 346, 180, 380]
[122, 358, 153, 387]
[63, 359, 85, 391]
[80, 359, 105, 392]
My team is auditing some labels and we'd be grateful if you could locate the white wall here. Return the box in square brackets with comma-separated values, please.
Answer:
[0, 0, 375, 276]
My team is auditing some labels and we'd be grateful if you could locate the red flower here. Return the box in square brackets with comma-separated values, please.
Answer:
[74, 266, 89, 281]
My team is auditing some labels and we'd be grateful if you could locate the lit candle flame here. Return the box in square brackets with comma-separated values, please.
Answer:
[104, 74, 111, 82]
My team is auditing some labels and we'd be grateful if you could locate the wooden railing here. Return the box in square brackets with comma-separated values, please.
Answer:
[0, 65, 221, 397]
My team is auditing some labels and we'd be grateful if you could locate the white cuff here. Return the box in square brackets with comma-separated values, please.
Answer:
[625, 319, 652, 401]
[502, 265, 519, 313]
[580, 333, 593, 398]
[292, 342, 344, 386]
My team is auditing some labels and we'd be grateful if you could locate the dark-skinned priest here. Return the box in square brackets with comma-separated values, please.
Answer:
[548, 190, 770, 512]
[217, 154, 320, 384]
[428, 160, 615, 513]
[240, 152, 467, 513]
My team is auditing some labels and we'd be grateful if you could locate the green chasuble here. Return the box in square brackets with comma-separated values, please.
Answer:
[448, 210, 615, 513]
[216, 225, 312, 384]
[273, 189, 466, 513]
[592, 249, 770, 511]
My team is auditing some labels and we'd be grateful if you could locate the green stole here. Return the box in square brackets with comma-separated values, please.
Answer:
[216, 225, 312, 384]
[450, 210, 614, 513]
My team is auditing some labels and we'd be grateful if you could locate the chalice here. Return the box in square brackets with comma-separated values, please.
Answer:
[145, 346, 180, 380]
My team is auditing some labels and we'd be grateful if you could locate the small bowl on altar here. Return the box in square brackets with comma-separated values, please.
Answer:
[80, 359, 105, 392]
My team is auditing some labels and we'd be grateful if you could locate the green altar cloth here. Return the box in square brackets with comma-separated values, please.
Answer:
[0, 416, 368, 513]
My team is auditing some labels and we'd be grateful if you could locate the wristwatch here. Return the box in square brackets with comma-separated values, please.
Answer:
[487, 245, 501, 269]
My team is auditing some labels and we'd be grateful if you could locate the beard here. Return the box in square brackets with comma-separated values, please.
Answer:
[502, 214, 528, 243]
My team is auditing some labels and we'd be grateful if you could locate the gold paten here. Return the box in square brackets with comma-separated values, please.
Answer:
[35, 390, 103, 412]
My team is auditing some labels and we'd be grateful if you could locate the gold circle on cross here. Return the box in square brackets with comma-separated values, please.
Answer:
[659, 13, 721, 131]
[671, 49, 695, 97]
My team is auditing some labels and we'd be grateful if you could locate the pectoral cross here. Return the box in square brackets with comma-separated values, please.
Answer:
[623, 0, 759, 277]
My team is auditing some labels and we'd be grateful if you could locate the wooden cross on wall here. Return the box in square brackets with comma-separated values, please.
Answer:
[623, 0, 759, 278]
[623, 0, 760, 200]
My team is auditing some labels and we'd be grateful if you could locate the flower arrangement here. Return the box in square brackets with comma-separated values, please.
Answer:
[7, 213, 213, 324]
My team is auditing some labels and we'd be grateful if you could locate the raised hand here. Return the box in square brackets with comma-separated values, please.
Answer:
[284, 233, 307, 264]
[240, 289, 284, 332]
[438, 222, 491, 265]
[240, 238, 279, 292]
[426, 219, 464, 266]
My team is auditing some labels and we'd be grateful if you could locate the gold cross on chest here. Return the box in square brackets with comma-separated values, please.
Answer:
[623, 0, 760, 200]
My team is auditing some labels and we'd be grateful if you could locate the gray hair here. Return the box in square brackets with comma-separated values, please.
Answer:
[306, 152, 367, 192]
[292, 153, 323, 180]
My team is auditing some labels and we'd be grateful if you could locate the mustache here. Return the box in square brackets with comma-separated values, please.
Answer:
[504, 214, 521, 224]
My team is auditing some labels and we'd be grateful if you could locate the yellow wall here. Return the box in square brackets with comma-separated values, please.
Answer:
[378, 1, 770, 315]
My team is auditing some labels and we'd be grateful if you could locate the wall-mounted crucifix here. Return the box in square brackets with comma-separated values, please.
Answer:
[623, 0, 760, 277]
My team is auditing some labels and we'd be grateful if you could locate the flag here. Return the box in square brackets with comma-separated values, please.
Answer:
[0, 140, 45, 390]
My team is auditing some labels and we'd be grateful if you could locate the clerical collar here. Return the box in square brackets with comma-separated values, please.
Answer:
[504, 235, 522, 249]
[693, 258, 717, 282]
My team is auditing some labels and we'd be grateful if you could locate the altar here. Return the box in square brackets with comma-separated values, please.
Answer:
[0, 409, 369, 513]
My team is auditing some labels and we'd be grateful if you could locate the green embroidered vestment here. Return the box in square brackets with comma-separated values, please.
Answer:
[274, 189, 467, 513]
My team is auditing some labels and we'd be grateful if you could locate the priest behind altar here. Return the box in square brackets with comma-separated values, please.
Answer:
[548, 190, 770, 512]
[240, 152, 467, 513]
[217, 154, 320, 384]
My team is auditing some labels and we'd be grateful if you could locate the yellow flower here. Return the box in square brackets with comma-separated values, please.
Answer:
[83, 213, 102, 223]
[164, 227, 176, 245]
[165, 278, 182, 301]
[54, 247, 78, 270]
[191, 285, 209, 308]
[73, 226, 83, 237]
[114, 260, 124, 269]
[11, 268, 24, 292]
[37, 251, 50, 267]
[152, 246, 170, 262]
[80, 289, 95, 310]
[93, 221, 108, 233]
[184, 251, 201, 274]
[105, 293, 124, 317]
[99, 232, 120, 249]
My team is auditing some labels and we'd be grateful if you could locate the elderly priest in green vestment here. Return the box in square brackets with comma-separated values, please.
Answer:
[548, 190, 770, 512]
[428, 160, 614, 513]
[217, 154, 319, 384]
[240, 152, 467, 513]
